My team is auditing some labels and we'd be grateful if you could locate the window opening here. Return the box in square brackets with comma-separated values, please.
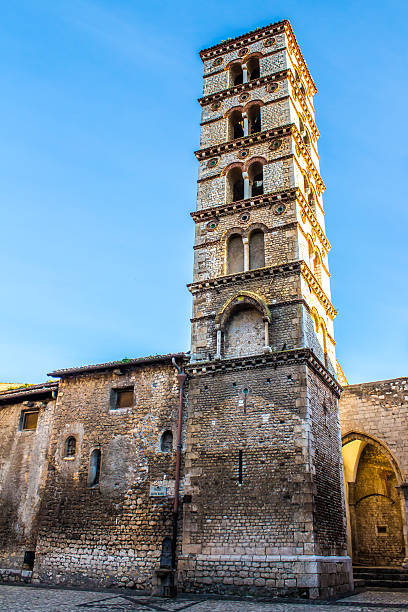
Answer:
[23, 551, 35, 570]
[238, 450, 243, 485]
[247, 57, 260, 81]
[230, 63, 243, 86]
[248, 105, 261, 134]
[64, 436, 76, 458]
[227, 234, 244, 274]
[21, 410, 39, 431]
[160, 430, 173, 453]
[89, 449, 101, 487]
[114, 387, 134, 409]
[249, 230, 265, 270]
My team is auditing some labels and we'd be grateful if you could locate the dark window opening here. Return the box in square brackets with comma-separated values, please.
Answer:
[238, 450, 243, 485]
[160, 430, 173, 453]
[230, 63, 243, 86]
[248, 105, 261, 134]
[114, 387, 134, 409]
[64, 436, 76, 458]
[227, 234, 244, 274]
[23, 551, 35, 570]
[20, 410, 39, 431]
[249, 230, 265, 270]
[89, 449, 101, 487]
[233, 177, 244, 201]
[229, 110, 244, 140]
[160, 536, 173, 569]
[377, 525, 387, 535]
[247, 57, 260, 81]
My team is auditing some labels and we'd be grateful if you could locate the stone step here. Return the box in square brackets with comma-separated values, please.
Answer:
[353, 566, 408, 588]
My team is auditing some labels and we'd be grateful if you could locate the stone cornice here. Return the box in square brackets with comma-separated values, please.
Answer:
[199, 20, 287, 60]
[195, 124, 325, 196]
[188, 259, 337, 320]
[284, 22, 317, 95]
[193, 221, 298, 251]
[292, 125, 325, 194]
[296, 190, 331, 252]
[287, 70, 319, 140]
[198, 70, 288, 107]
[191, 188, 297, 222]
[187, 261, 301, 294]
[186, 348, 341, 397]
[194, 124, 292, 160]
[198, 21, 317, 97]
[300, 262, 337, 319]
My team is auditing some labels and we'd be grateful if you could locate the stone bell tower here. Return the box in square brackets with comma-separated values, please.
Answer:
[179, 20, 353, 598]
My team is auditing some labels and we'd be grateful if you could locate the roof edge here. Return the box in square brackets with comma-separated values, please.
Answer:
[48, 352, 188, 378]
[0, 381, 58, 404]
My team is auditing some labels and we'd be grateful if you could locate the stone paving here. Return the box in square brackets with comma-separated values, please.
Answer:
[2, 586, 408, 612]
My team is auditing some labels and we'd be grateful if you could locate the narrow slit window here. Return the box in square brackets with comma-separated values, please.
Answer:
[238, 450, 243, 485]
[89, 449, 101, 487]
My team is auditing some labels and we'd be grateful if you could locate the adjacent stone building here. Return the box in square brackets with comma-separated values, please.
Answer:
[0, 18, 405, 600]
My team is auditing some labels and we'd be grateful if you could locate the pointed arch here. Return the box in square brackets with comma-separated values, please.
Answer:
[342, 432, 404, 485]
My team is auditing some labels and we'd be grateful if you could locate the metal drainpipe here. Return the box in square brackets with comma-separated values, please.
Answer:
[171, 357, 187, 570]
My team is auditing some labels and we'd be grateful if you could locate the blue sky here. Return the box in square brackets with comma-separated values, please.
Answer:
[0, 0, 407, 384]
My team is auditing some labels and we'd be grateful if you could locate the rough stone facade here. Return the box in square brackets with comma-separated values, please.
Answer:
[0, 17, 404, 600]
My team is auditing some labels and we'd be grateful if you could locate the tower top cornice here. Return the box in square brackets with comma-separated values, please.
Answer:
[199, 20, 317, 95]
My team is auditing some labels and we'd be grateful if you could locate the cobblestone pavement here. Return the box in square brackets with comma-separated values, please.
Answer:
[2, 585, 408, 611]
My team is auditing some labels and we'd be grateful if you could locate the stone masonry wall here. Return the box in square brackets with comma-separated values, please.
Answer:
[339, 378, 408, 480]
[0, 398, 55, 571]
[33, 363, 184, 590]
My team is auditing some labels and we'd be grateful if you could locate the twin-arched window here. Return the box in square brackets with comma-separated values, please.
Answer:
[228, 58, 260, 88]
[227, 230, 265, 274]
[228, 105, 261, 142]
[226, 162, 264, 203]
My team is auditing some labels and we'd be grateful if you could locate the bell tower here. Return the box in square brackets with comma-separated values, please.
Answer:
[180, 20, 353, 599]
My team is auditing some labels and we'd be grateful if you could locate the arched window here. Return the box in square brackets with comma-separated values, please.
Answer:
[308, 189, 316, 212]
[227, 234, 244, 274]
[248, 105, 261, 134]
[226, 167, 244, 203]
[229, 63, 243, 86]
[64, 436, 76, 458]
[229, 110, 244, 140]
[160, 430, 173, 453]
[247, 57, 260, 81]
[303, 129, 311, 152]
[89, 449, 101, 487]
[249, 230, 265, 270]
[303, 174, 310, 195]
[313, 251, 322, 283]
[248, 162, 264, 197]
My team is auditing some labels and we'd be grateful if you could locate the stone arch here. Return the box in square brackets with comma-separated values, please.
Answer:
[243, 156, 267, 173]
[215, 293, 271, 360]
[342, 432, 403, 484]
[243, 99, 265, 113]
[216, 292, 270, 330]
[342, 432, 406, 566]
[220, 161, 244, 177]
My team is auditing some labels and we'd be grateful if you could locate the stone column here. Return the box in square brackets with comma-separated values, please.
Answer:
[397, 484, 408, 567]
[264, 320, 272, 353]
[242, 112, 248, 137]
[243, 237, 249, 271]
[215, 328, 222, 360]
[242, 64, 248, 84]
[243, 171, 250, 199]
[347, 482, 358, 563]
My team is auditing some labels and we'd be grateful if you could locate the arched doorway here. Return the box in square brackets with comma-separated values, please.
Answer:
[342, 433, 405, 566]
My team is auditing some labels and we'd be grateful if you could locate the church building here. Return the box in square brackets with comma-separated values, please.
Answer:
[0, 19, 406, 600]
